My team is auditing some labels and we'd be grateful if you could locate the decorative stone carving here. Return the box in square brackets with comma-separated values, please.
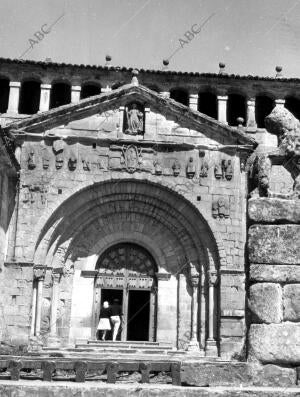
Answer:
[27, 147, 36, 170]
[208, 270, 218, 286]
[41, 147, 50, 170]
[225, 160, 233, 180]
[33, 266, 46, 281]
[212, 197, 230, 218]
[172, 159, 181, 176]
[199, 161, 209, 178]
[153, 158, 162, 175]
[40, 185, 48, 205]
[214, 162, 222, 179]
[214, 159, 233, 180]
[124, 103, 144, 135]
[22, 185, 34, 203]
[121, 144, 142, 173]
[186, 157, 196, 178]
[53, 139, 65, 170]
[82, 157, 91, 171]
[68, 152, 77, 171]
[248, 154, 272, 198]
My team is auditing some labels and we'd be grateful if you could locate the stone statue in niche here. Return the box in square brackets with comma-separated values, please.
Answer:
[124, 103, 144, 135]
[186, 157, 196, 179]
[68, 152, 77, 171]
[40, 185, 48, 205]
[153, 158, 162, 175]
[212, 197, 230, 218]
[214, 159, 234, 180]
[53, 139, 65, 170]
[27, 148, 36, 170]
[199, 161, 209, 178]
[22, 185, 33, 203]
[172, 160, 181, 176]
[42, 147, 50, 170]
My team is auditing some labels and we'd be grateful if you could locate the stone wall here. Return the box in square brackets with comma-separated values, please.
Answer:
[248, 198, 300, 365]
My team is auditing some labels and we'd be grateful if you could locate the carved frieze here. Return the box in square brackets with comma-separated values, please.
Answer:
[53, 139, 65, 170]
[27, 147, 36, 170]
[120, 144, 142, 173]
[186, 157, 196, 179]
[41, 147, 50, 170]
[68, 151, 77, 171]
[214, 159, 234, 180]
[199, 160, 209, 178]
[212, 197, 230, 218]
[172, 159, 181, 176]
[21, 184, 48, 205]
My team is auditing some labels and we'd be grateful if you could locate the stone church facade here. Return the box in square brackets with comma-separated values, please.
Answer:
[0, 58, 299, 370]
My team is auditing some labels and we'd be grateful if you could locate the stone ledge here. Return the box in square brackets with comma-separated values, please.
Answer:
[248, 198, 300, 224]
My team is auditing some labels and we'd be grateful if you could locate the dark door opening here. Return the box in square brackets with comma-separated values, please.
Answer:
[100, 289, 123, 341]
[127, 290, 150, 341]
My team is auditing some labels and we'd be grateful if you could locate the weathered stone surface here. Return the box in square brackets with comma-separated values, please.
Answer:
[251, 364, 297, 387]
[248, 198, 300, 223]
[248, 225, 300, 264]
[250, 264, 300, 283]
[283, 284, 300, 321]
[181, 362, 252, 386]
[248, 283, 282, 323]
[249, 323, 300, 364]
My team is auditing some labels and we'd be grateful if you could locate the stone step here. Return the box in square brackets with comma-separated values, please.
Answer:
[77, 343, 173, 350]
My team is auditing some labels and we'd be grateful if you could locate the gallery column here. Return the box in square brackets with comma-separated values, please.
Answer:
[48, 268, 62, 345]
[206, 270, 218, 356]
[187, 263, 201, 352]
[71, 85, 81, 104]
[189, 94, 198, 111]
[39, 84, 51, 112]
[7, 82, 21, 113]
[217, 95, 228, 124]
[246, 98, 257, 129]
[33, 265, 46, 336]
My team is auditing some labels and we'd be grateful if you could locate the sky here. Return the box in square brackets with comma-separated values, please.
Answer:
[0, 0, 300, 77]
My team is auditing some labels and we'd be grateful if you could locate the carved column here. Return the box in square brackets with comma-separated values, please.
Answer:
[39, 84, 51, 112]
[48, 269, 62, 345]
[71, 85, 81, 104]
[206, 270, 218, 356]
[246, 98, 257, 129]
[33, 266, 46, 336]
[187, 263, 200, 352]
[189, 94, 198, 111]
[7, 82, 21, 113]
[30, 281, 37, 336]
[217, 95, 228, 124]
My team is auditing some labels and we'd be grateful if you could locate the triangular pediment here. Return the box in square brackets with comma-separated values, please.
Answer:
[5, 83, 256, 149]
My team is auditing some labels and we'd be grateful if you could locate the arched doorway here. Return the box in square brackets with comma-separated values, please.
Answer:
[93, 243, 157, 341]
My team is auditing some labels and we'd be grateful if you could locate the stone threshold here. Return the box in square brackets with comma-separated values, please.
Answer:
[0, 381, 299, 396]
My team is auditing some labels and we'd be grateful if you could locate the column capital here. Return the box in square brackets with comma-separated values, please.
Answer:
[275, 98, 285, 107]
[33, 265, 46, 281]
[52, 267, 63, 282]
[247, 97, 255, 105]
[217, 95, 228, 101]
[155, 272, 171, 281]
[208, 270, 218, 286]
[40, 83, 52, 90]
[9, 81, 21, 88]
[101, 86, 112, 93]
[71, 85, 81, 92]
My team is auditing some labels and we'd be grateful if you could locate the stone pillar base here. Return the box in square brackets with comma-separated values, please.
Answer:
[28, 336, 43, 353]
[186, 339, 205, 356]
[47, 336, 61, 348]
[205, 338, 218, 357]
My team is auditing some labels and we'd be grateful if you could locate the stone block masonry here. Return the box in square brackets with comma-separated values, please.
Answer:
[247, 198, 300, 365]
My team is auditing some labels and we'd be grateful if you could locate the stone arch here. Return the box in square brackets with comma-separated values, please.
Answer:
[50, 81, 71, 109]
[198, 90, 218, 119]
[33, 178, 223, 352]
[170, 87, 189, 106]
[0, 77, 10, 113]
[80, 82, 101, 99]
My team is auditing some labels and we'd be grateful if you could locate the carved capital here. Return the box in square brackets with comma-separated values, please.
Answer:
[189, 262, 199, 287]
[208, 271, 218, 286]
[155, 272, 171, 281]
[33, 265, 46, 281]
[52, 267, 63, 283]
